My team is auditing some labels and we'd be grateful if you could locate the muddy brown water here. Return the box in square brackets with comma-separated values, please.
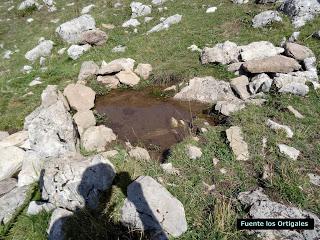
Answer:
[95, 89, 214, 161]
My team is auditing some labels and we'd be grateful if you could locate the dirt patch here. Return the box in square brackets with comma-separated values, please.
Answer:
[95, 88, 214, 161]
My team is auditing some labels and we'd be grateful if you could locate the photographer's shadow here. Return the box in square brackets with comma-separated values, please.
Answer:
[47, 164, 166, 240]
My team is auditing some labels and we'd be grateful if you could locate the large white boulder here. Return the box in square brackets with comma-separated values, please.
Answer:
[56, 15, 96, 44]
[41, 153, 116, 210]
[121, 176, 188, 237]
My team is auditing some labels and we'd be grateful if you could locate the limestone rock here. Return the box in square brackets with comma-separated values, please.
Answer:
[0, 131, 28, 148]
[98, 63, 124, 75]
[122, 19, 140, 28]
[27, 201, 55, 215]
[81, 4, 95, 14]
[148, 14, 182, 33]
[226, 126, 249, 161]
[129, 147, 151, 161]
[249, 73, 273, 94]
[73, 110, 96, 136]
[18, 0, 39, 10]
[238, 188, 320, 239]
[280, 0, 320, 28]
[47, 208, 73, 240]
[215, 99, 246, 116]
[0, 186, 29, 224]
[201, 41, 239, 65]
[121, 176, 187, 237]
[308, 173, 320, 187]
[67, 44, 91, 60]
[266, 119, 293, 138]
[56, 15, 96, 44]
[230, 76, 250, 100]
[278, 144, 300, 160]
[80, 29, 107, 46]
[42, 153, 116, 210]
[240, 41, 284, 61]
[134, 63, 153, 80]
[242, 55, 301, 73]
[160, 163, 180, 175]
[0, 146, 25, 181]
[274, 73, 309, 96]
[63, 84, 95, 111]
[104, 58, 135, 71]
[97, 76, 119, 89]
[284, 42, 314, 61]
[25, 40, 54, 62]
[17, 150, 43, 187]
[25, 98, 77, 158]
[131, 2, 152, 18]
[0, 178, 17, 197]
[186, 145, 202, 160]
[78, 61, 99, 82]
[287, 106, 304, 118]
[82, 126, 116, 152]
[116, 70, 140, 86]
[252, 11, 282, 28]
[174, 77, 236, 104]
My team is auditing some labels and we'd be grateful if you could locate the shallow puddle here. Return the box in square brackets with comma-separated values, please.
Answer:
[95, 89, 213, 161]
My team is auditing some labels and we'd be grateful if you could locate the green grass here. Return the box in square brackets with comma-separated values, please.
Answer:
[1, 0, 320, 239]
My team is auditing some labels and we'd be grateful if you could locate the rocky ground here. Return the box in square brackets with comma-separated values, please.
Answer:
[0, 0, 320, 239]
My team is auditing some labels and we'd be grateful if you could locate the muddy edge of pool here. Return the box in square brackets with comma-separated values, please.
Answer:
[95, 88, 215, 161]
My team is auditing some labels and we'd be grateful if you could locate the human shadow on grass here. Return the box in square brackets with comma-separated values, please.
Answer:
[47, 164, 167, 240]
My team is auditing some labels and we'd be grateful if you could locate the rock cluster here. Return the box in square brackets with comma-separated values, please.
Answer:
[77, 58, 152, 88]
[238, 188, 320, 239]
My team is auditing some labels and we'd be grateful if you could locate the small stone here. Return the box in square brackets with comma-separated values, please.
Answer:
[186, 145, 202, 160]
[230, 76, 250, 100]
[170, 117, 179, 128]
[122, 19, 140, 28]
[144, 17, 154, 23]
[78, 61, 99, 83]
[220, 168, 227, 174]
[308, 173, 320, 187]
[82, 126, 117, 152]
[266, 119, 293, 138]
[73, 110, 96, 136]
[25, 40, 54, 62]
[187, 44, 202, 52]
[97, 76, 119, 89]
[148, 14, 182, 33]
[287, 106, 304, 119]
[130, 2, 152, 18]
[278, 144, 300, 160]
[206, 7, 217, 13]
[129, 147, 151, 161]
[81, 4, 95, 14]
[57, 48, 66, 55]
[112, 45, 127, 53]
[161, 163, 180, 175]
[134, 63, 152, 80]
[252, 10, 282, 28]
[116, 70, 140, 86]
[226, 126, 249, 161]
[67, 44, 91, 60]
[201, 41, 239, 65]
[63, 84, 96, 111]
[102, 23, 115, 30]
[29, 77, 42, 87]
[212, 157, 219, 166]
[80, 29, 107, 46]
